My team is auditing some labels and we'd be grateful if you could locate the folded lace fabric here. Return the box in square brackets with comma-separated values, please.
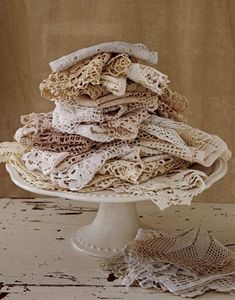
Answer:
[2, 142, 204, 209]
[140, 116, 231, 167]
[9, 153, 61, 191]
[14, 112, 53, 143]
[40, 57, 110, 101]
[7, 146, 206, 209]
[53, 108, 149, 142]
[0, 42, 231, 213]
[0, 142, 26, 163]
[40, 48, 168, 102]
[20, 129, 99, 154]
[19, 137, 206, 209]
[99, 155, 187, 184]
[127, 63, 169, 95]
[49, 42, 158, 72]
[18, 109, 229, 165]
[100, 227, 235, 298]
[107, 169, 207, 209]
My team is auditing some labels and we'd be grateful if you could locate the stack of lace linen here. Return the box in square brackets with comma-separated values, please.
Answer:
[0, 42, 231, 210]
[100, 227, 235, 297]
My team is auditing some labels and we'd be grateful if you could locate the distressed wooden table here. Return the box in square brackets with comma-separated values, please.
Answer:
[0, 197, 234, 300]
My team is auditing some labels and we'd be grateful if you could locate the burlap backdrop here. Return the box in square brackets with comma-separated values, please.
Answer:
[0, 0, 234, 202]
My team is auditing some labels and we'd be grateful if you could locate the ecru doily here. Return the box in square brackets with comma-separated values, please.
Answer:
[100, 227, 235, 298]
[0, 41, 231, 213]
[49, 42, 158, 72]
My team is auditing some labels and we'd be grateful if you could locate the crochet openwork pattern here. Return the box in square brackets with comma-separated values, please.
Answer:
[0, 41, 231, 210]
[1, 42, 233, 297]
[100, 227, 235, 297]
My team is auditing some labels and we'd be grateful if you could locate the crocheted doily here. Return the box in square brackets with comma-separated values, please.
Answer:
[100, 227, 235, 298]
[0, 41, 231, 211]
[40, 51, 168, 101]
[49, 42, 158, 72]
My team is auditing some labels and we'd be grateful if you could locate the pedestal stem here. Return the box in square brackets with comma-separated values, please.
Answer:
[71, 202, 141, 257]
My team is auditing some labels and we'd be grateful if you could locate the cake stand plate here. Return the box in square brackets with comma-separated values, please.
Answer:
[6, 159, 227, 257]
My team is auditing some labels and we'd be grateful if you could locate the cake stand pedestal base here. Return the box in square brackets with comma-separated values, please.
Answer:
[71, 202, 142, 257]
[6, 160, 228, 257]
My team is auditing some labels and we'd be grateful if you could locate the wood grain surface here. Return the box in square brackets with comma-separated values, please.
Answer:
[0, 197, 234, 299]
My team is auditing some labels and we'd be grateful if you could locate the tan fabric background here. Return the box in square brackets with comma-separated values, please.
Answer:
[0, 0, 234, 201]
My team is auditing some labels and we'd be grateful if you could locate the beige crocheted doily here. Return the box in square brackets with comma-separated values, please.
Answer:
[0, 41, 231, 210]
[100, 227, 235, 298]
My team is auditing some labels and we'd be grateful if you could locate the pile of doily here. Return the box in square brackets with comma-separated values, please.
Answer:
[0, 42, 231, 209]
[100, 227, 235, 298]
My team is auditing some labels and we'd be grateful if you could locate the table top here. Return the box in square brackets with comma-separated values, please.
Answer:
[0, 197, 234, 299]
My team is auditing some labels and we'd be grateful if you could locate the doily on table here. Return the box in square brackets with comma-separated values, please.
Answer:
[100, 227, 235, 298]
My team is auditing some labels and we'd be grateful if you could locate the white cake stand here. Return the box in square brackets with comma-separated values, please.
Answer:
[6, 159, 227, 257]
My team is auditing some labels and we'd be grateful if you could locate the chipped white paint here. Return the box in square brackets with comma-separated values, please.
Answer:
[0, 198, 234, 299]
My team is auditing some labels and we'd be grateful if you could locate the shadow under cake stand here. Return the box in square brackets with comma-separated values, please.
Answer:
[6, 160, 227, 257]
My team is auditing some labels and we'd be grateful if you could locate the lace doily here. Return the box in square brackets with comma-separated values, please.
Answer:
[160, 87, 189, 113]
[41, 50, 168, 102]
[140, 116, 231, 167]
[18, 142, 207, 209]
[40, 53, 111, 101]
[100, 75, 126, 96]
[127, 63, 169, 95]
[0, 41, 232, 214]
[102, 53, 132, 77]
[14, 112, 53, 143]
[9, 154, 61, 191]
[0, 142, 25, 162]
[52, 108, 150, 142]
[99, 156, 187, 184]
[100, 227, 235, 298]
[19, 128, 99, 155]
[49, 42, 158, 72]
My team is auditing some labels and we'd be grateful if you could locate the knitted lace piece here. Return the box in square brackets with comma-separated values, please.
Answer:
[53, 94, 160, 125]
[100, 227, 235, 298]
[15, 111, 230, 166]
[22, 142, 133, 190]
[19, 128, 99, 154]
[14, 112, 53, 143]
[53, 108, 150, 142]
[156, 87, 189, 122]
[99, 156, 187, 184]
[103, 169, 207, 210]
[160, 87, 189, 113]
[56, 84, 153, 107]
[127, 63, 169, 95]
[49, 42, 158, 72]
[95, 85, 154, 107]
[157, 99, 186, 122]
[0, 142, 25, 162]
[40, 53, 111, 101]
[53, 100, 130, 124]
[102, 54, 132, 77]
[9, 154, 61, 191]
[22, 149, 70, 175]
[140, 116, 231, 167]
[78, 84, 109, 100]
[100, 75, 126, 96]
